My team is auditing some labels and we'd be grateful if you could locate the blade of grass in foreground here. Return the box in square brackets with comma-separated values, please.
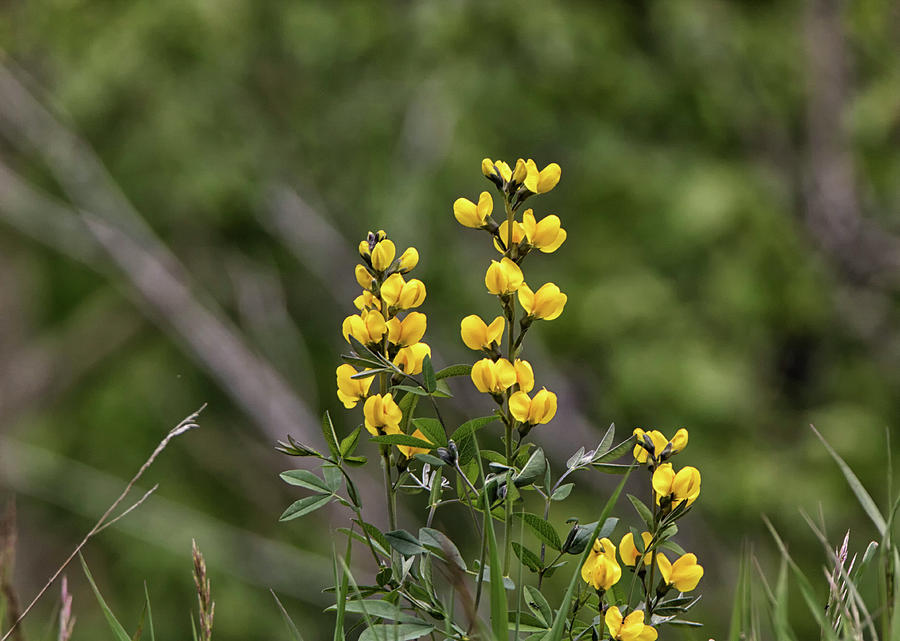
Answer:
[143, 582, 155, 641]
[544, 468, 632, 641]
[727, 544, 751, 641]
[271, 590, 307, 641]
[483, 488, 507, 641]
[78, 554, 132, 641]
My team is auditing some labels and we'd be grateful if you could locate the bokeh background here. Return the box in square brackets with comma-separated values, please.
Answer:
[1, 0, 899, 638]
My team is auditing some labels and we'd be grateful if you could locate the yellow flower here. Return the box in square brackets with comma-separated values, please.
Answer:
[355, 264, 375, 290]
[393, 342, 431, 375]
[358, 229, 387, 259]
[518, 283, 567, 320]
[656, 552, 704, 592]
[604, 607, 657, 641]
[580, 537, 621, 591]
[460, 315, 505, 351]
[353, 291, 381, 311]
[342, 309, 387, 345]
[508, 388, 557, 425]
[513, 359, 534, 393]
[485, 258, 524, 295]
[470, 358, 516, 394]
[522, 209, 566, 253]
[619, 531, 653, 567]
[381, 273, 427, 309]
[523, 160, 561, 194]
[397, 428, 431, 459]
[398, 247, 419, 273]
[512, 158, 528, 184]
[633, 428, 689, 463]
[652, 463, 701, 507]
[363, 393, 403, 436]
[386, 312, 427, 347]
[335, 364, 373, 409]
[494, 219, 526, 253]
[371, 239, 396, 272]
[481, 158, 495, 177]
[453, 191, 493, 228]
[494, 161, 512, 183]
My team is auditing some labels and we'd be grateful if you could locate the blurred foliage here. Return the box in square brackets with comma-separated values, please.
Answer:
[1, 0, 899, 639]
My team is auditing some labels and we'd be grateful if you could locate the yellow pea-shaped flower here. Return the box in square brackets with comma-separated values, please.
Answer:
[604, 607, 657, 641]
[522, 209, 566, 253]
[518, 283, 567, 320]
[386, 312, 427, 347]
[513, 359, 534, 393]
[580, 537, 621, 591]
[485, 258, 524, 295]
[371, 239, 396, 272]
[381, 274, 427, 309]
[633, 428, 689, 463]
[460, 315, 505, 351]
[398, 247, 419, 273]
[355, 264, 375, 290]
[453, 191, 493, 229]
[652, 463, 701, 507]
[397, 428, 432, 459]
[523, 160, 561, 194]
[353, 291, 381, 312]
[494, 219, 526, 253]
[393, 342, 431, 375]
[619, 531, 653, 567]
[481, 158, 495, 177]
[470, 358, 516, 394]
[494, 160, 512, 183]
[363, 393, 403, 436]
[509, 388, 557, 425]
[335, 364, 373, 409]
[656, 552, 704, 592]
[342, 309, 386, 345]
[512, 158, 528, 184]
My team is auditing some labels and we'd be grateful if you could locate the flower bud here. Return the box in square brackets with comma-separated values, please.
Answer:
[512, 158, 527, 184]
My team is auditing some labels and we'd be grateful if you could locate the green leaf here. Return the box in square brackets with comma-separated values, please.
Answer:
[392, 384, 430, 397]
[596, 424, 615, 458]
[591, 463, 638, 475]
[354, 520, 390, 556]
[369, 434, 435, 449]
[544, 468, 632, 641]
[335, 599, 418, 622]
[322, 464, 343, 493]
[359, 624, 434, 641]
[511, 542, 543, 573]
[435, 363, 472, 380]
[514, 448, 547, 488]
[563, 518, 618, 555]
[280, 469, 331, 493]
[422, 354, 437, 393]
[515, 513, 562, 551]
[419, 527, 466, 570]
[279, 494, 333, 521]
[811, 424, 887, 535]
[550, 484, 573, 501]
[321, 411, 342, 461]
[143, 582, 156, 641]
[524, 585, 553, 628]
[340, 427, 363, 458]
[627, 494, 654, 530]
[484, 491, 508, 641]
[450, 415, 498, 441]
[592, 435, 637, 464]
[385, 529, 426, 556]
[413, 453, 445, 467]
[79, 554, 133, 641]
[271, 590, 307, 641]
[412, 417, 447, 447]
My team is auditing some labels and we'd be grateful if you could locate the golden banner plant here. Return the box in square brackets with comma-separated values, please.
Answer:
[277, 159, 705, 640]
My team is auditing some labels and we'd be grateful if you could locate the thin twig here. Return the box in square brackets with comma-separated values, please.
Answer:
[0, 406, 204, 641]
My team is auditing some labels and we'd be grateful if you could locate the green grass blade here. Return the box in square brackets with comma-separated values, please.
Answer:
[545, 468, 632, 641]
[811, 425, 886, 535]
[728, 544, 750, 641]
[483, 489, 507, 641]
[143, 582, 155, 641]
[78, 553, 132, 641]
[271, 590, 307, 641]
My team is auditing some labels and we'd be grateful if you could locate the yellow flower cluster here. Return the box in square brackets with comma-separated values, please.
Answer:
[604, 607, 657, 641]
[335, 230, 432, 459]
[454, 157, 569, 434]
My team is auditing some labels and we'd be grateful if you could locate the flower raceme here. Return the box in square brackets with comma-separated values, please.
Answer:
[633, 428, 689, 464]
[453, 191, 493, 229]
[485, 258, 524, 295]
[604, 607, 658, 641]
[619, 531, 654, 567]
[460, 315, 505, 351]
[652, 463, 701, 507]
[335, 364, 373, 409]
[656, 552, 704, 592]
[509, 388, 557, 426]
[362, 393, 402, 436]
[581, 537, 621, 591]
[518, 283, 567, 320]
[471, 358, 516, 395]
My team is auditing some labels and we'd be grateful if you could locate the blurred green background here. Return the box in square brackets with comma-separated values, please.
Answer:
[1, 0, 899, 638]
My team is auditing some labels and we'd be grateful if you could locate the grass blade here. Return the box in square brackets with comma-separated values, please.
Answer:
[483, 490, 507, 641]
[271, 590, 307, 641]
[143, 582, 155, 641]
[78, 554, 132, 641]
